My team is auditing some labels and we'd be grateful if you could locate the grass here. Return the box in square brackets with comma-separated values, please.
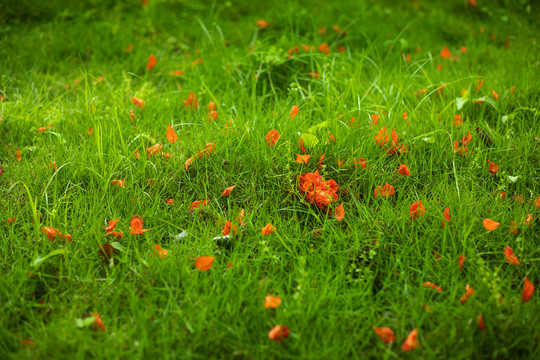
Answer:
[1, 0, 539, 358]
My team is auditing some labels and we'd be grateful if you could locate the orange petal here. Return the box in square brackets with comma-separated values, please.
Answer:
[453, 114, 463, 127]
[290, 105, 299, 120]
[189, 200, 209, 210]
[460, 284, 474, 304]
[483, 218, 500, 231]
[130, 215, 149, 235]
[524, 213, 533, 227]
[166, 124, 178, 143]
[440, 46, 451, 58]
[442, 207, 450, 228]
[398, 164, 410, 176]
[105, 231, 123, 238]
[146, 54, 157, 70]
[255, 19, 268, 29]
[477, 314, 486, 331]
[268, 325, 290, 341]
[409, 201, 426, 220]
[222, 221, 235, 236]
[504, 246, 520, 265]
[422, 281, 442, 292]
[265, 130, 280, 147]
[91, 312, 106, 332]
[522, 277, 535, 303]
[509, 221, 518, 236]
[237, 209, 246, 225]
[146, 143, 163, 156]
[318, 153, 325, 169]
[296, 154, 310, 164]
[401, 329, 420, 351]
[373, 326, 395, 344]
[41, 227, 60, 242]
[104, 218, 119, 232]
[221, 185, 236, 196]
[195, 256, 215, 271]
[334, 203, 345, 221]
[184, 156, 194, 170]
[264, 294, 281, 309]
[487, 160, 499, 174]
[131, 96, 145, 108]
[153, 244, 169, 258]
[391, 129, 399, 146]
[461, 131, 472, 145]
[261, 223, 276, 235]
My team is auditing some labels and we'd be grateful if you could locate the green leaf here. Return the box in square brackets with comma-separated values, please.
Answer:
[456, 97, 469, 111]
[307, 120, 329, 133]
[422, 137, 436, 143]
[33, 249, 69, 268]
[507, 175, 519, 183]
[131, 133, 156, 145]
[473, 96, 496, 108]
[300, 133, 319, 147]
[48, 131, 67, 144]
[111, 242, 124, 251]
[75, 317, 96, 328]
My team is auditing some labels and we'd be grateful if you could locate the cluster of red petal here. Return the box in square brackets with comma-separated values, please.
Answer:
[298, 170, 338, 209]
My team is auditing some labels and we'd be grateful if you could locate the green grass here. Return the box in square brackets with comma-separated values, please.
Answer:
[1, 0, 539, 358]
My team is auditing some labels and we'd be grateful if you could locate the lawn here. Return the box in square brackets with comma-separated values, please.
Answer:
[1, 0, 539, 358]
